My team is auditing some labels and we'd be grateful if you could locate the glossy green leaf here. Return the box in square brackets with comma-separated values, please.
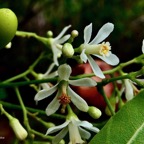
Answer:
[90, 90, 144, 144]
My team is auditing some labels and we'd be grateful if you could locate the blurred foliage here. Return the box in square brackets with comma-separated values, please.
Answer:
[0, 0, 144, 78]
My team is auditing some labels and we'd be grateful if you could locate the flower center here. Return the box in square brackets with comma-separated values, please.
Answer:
[58, 93, 71, 105]
[99, 42, 111, 56]
[82, 42, 111, 57]
[58, 93, 71, 113]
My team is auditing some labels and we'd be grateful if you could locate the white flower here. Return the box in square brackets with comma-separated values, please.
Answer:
[34, 64, 97, 116]
[46, 115, 99, 144]
[80, 23, 119, 78]
[142, 39, 144, 53]
[37, 63, 58, 90]
[124, 79, 139, 101]
[49, 25, 71, 66]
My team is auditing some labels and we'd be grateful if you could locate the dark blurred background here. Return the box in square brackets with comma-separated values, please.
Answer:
[0, 0, 144, 80]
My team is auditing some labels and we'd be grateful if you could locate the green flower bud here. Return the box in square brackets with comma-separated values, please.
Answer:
[71, 30, 79, 38]
[62, 43, 74, 58]
[5, 42, 12, 49]
[37, 73, 44, 79]
[88, 106, 102, 119]
[42, 122, 55, 128]
[47, 30, 53, 37]
[59, 139, 65, 144]
[105, 105, 115, 116]
[9, 118, 28, 140]
[118, 99, 125, 110]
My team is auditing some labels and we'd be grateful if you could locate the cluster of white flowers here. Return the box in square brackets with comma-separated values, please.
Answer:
[19, 20, 144, 143]
[34, 22, 121, 143]
[1, 8, 144, 144]
[34, 23, 144, 143]
[48, 22, 119, 78]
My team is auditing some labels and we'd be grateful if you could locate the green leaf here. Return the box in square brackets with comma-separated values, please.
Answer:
[89, 90, 144, 144]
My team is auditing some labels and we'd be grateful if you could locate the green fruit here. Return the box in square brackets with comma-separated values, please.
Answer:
[0, 8, 18, 49]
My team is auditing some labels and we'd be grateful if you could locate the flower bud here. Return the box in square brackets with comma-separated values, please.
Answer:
[37, 73, 44, 79]
[47, 30, 53, 37]
[9, 118, 28, 140]
[5, 42, 12, 49]
[59, 139, 65, 144]
[118, 99, 125, 109]
[62, 43, 74, 58]
[71, 30, 79, 38]
[43, 122, 55, 128]
[88, 106, 102, 119]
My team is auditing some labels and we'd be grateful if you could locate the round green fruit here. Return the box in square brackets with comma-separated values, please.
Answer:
[0, 8, 18, 49]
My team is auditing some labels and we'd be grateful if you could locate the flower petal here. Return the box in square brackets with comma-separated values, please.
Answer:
[80, 49, 88, 63]
[40, 83, 50, 89]
[84, 23, 92, 44]
[46, 121, 70, 135]
[79, 121, 100, 133]
[77, 120, 93, 127]
[124, 79, 134, 101]
[93, 53, 119, 66]
[54, 25, 71, 40]
[142, 39, 144, 53]
[79, 127, 91, 139]
[51, 45, 62, 66]
[43, 63, 55, 77]
[68, 121, 84, 144]
[45, 93, 61, 116]
[87, 55, 105, 78]
[69, 78, 97, 86]
[68, 86, 89, 112]
[58, 64, 71, 81]
[52, 127, 68, 144]
[57, 34, 71, 44]
[89, 23, 114, 45]
[44, 71, 58, 79]
[34, 83, 58, 101]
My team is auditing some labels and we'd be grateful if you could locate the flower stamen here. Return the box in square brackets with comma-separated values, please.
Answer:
[58, 94, 71, 113]
[58, 93, 71, 105]
[99, 42, 111, 57]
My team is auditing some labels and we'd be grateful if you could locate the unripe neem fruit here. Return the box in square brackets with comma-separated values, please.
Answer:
[0, 8, 18, 49]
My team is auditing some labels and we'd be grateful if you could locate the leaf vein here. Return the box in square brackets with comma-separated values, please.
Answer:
[127, 122, 144, 144]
